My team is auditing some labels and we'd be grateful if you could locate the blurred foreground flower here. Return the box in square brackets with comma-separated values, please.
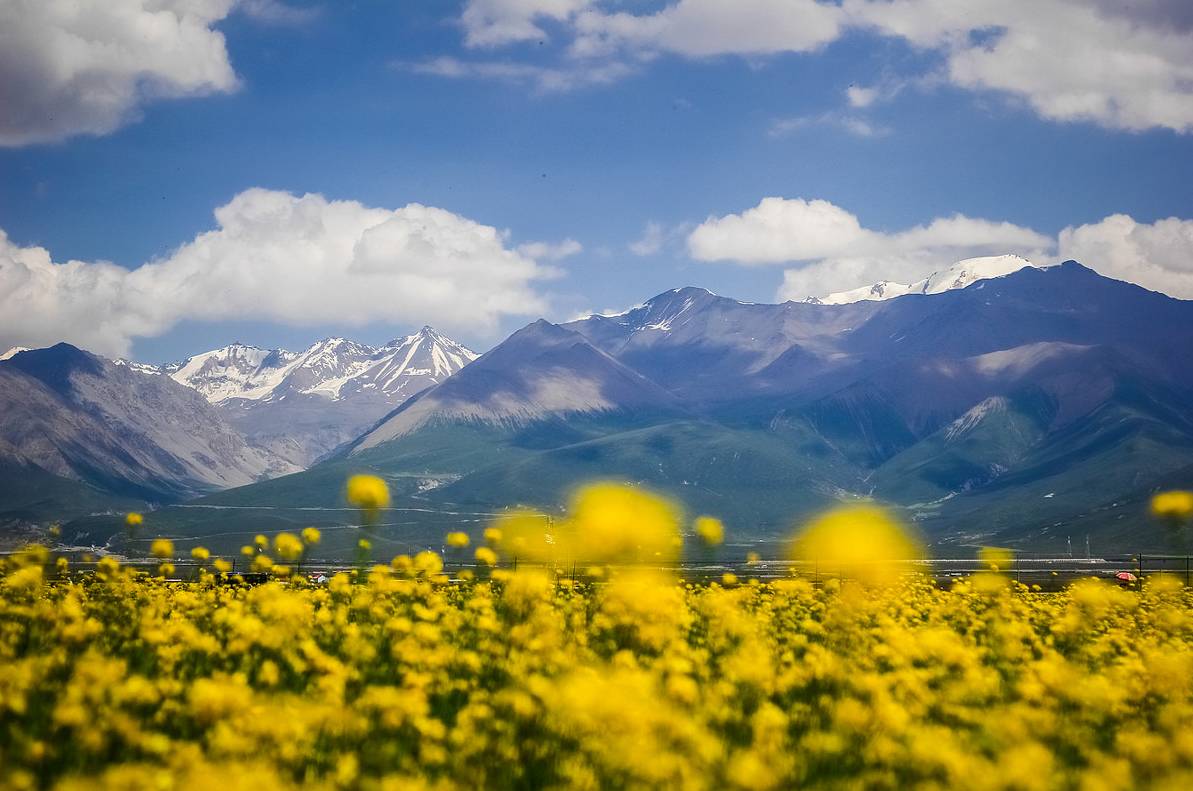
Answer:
[790, 504, 923, 585]
[346, 474, 390, 524]
[971, 548, 1014, 595]
[274, 532, 304, 562]
[979, 546, 1014, 572]
[491, 509, 557, 562]
[150, 538, 174, 559]
[568, 482, 682, 565]
[694, 516, 724, 547]
[1151, 490, 1193, 524]
[487, 483, 690, 573]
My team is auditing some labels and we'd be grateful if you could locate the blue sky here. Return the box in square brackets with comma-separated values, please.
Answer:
[2, 1, 1192, 362]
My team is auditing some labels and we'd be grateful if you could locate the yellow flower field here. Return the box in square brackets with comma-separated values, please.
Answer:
[4, 561, 1193, 789]
[2, 486, 1193, 790]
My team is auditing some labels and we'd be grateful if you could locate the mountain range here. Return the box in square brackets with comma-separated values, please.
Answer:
[0, 327, 476, 536]
[7, 257, 1193, 557]
[162, 328, 477, 466]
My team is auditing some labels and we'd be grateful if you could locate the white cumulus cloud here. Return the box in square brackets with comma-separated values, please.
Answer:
[689, 195, 1193, 302]
[0, 189, 553, 357]
[461, 0, 591, 48]
[1058, 214, 1193, 299]
[846, 0, 1193, 133]
[686, 196, 1053, 300]
[450, 0, 1193, 134]
[0, 0, 242, 146]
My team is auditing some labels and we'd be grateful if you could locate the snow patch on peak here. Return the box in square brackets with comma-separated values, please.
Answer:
[915, 255, 1039, 296]
[168, 328, 477, 405]
[804, 280, 915, 306]
[113, 358, 164, 376]
[805, 255, 1043, 305]
[0, 346, 30, 361]
[945, 396, 1009, 441]
[644, 295, 697, 331]
[167, 343, 299, 403]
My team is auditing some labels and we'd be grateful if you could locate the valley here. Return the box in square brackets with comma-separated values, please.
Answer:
[5, 257, 1190, 558]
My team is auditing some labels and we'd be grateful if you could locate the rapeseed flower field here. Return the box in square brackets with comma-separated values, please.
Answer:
[3, 484, 1193, 790]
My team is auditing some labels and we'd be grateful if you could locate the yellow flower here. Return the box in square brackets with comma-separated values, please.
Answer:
[346, 474, 390, 518]
[254, 534, 269, 549]
[251, 554, 273, 573]
[694, 515, 724, 547]
[124, 512, 144, 529]
[721, 572, 738, 586]
[474, 546, 498, 566]
[979, 546, 1014, 572]
[1151, 490, 1193, 522]
[789, 504, 923, 586]
[501, 569, 554, 615]
[569, 482, 682, 565]
[414, 551, 442, 576]
[190, 546, 210, 562]
[213, 558, 231, 574]
[4, 565, 43, 593]
[273, 532, 304, 561]
[240, 545, 254, 558]
[445, 531, 470, 548]
[301, 526, 321, 545]
[157, 562, 175, 578]
[150, 538, 174, 559]
[483, 526, 503, 545]
[746, 551, 761, 565]
[358, 538, 372, 552]
[490, 509, 557, 562]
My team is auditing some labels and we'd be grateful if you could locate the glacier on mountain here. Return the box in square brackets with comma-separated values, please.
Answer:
[804, 255, 1042, 305]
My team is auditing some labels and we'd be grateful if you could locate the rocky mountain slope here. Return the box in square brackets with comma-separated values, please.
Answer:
[351, 320, 681, 451]
[0, 345, 295, 509]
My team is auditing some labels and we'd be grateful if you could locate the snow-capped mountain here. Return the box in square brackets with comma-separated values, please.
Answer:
[804, 255, 1041, 305]
[0, 347, 30, 361]
[164, 344, 299, 402]
[166, 328, 478, 466]
[166, 327, 476, 405]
